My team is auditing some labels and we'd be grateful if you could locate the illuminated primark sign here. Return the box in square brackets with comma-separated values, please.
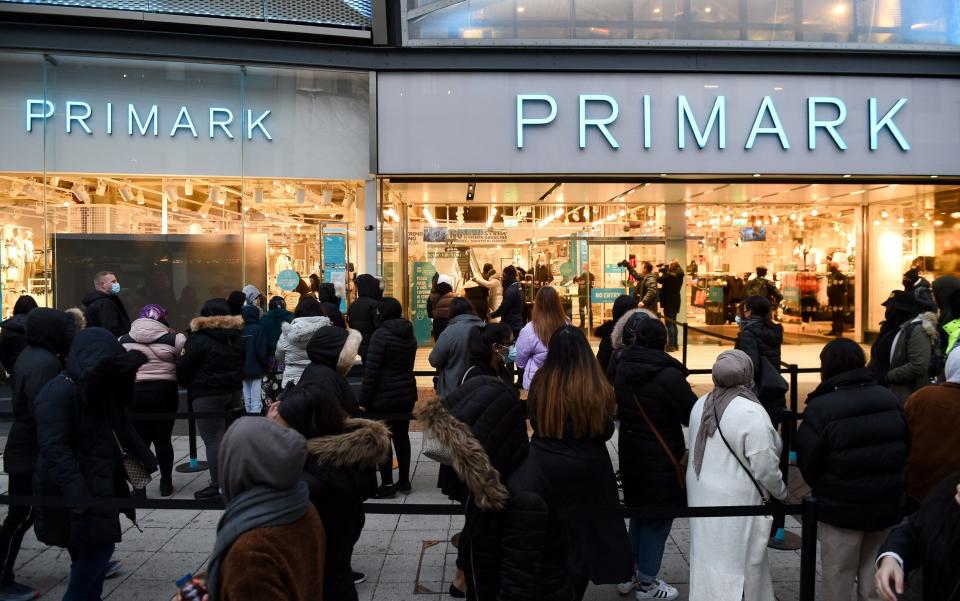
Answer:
[515, 94, 910, 151]
[24, 100, 274, 140]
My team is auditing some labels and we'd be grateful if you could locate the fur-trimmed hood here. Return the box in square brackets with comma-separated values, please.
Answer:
[306, 418, 391, 469]
[415, 395, 510, 511]
[306, 326, 361, 377]
[907, 311, 940, 341]
[610, 308, 658, 350]
[189, 314, 245, 332]
[65, 307, 86, 331]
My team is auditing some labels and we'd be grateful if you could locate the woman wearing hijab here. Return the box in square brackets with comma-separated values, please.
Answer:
[686, 349, 788, 601]
[902, 349, 960, 503]
[794, 339, 909, 601]
[202, 417, 325, 601]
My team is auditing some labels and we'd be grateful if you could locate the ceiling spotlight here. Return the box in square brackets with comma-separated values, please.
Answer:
[208, 187, 220, 206]
[466, 182, 476, 202]
[184, 179, 193, 196]
[423, 207, 438, 227]
[23, 181, 43, 201]
[136, 190, 145, 205]
[119, 183, 135, 203]
[164, 184, 179, 205]
[73, 181, 90, 204]
[486, 206, 498, 228]
[295, 188, 307, 205]
[254, 188, 264, 204]
[95, 179, 107, 196]
[217, 188, 226, 205]
[49, 175, 60, 187]
[321, 188, 333, 206]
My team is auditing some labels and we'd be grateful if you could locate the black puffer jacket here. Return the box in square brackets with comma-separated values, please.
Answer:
[614, 344, 697, 508]
[33, 328, 157, 551]
[318, 283, 346, 328]
[795, 367, 910, 531]
[494, 436, 633, 599]
[736, 316, 783, 373]
[176, 315, 245, 397]
[292, 326, 361, 417]
[415, 381, 528, 601]
[82, 290, 131, 338]
[5, 309, 75, 476]
[347, 275, 381, 361]
[658, 265, 684, 315]
[595, 321, 616, 374]
[878, 471, 960, 601]
[358, 318, 417, 414]
[0, 313, 29, 376]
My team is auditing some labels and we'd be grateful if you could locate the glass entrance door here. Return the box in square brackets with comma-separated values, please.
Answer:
[585, 238, 665, 333]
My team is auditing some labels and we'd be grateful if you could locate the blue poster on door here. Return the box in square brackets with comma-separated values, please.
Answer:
[412, 262, 437, 345]
[323, 235, 347, 312]
[591, 287, 627, 303]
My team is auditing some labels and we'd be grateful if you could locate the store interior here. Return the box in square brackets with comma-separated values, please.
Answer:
[0, 173, 362, 326]
[382, 180, 960, 346]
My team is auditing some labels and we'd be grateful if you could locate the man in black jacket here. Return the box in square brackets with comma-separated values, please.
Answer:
[623, 261, 659, 313]
[657, 260, 684, 352]
[82, 271, 131, 338]
[0, 296, 38, 377]
[347, 274, 382, 362]
[735, 295, 786, 426]
[875, 471, 960, 601]
[795, 338, 910, 601]
[491, 266, 524, 337]
[0, 309, 74, 600]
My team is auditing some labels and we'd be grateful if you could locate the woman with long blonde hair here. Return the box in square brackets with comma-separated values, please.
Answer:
[484, 325, 631, 600]
[515, 286, 569, 389]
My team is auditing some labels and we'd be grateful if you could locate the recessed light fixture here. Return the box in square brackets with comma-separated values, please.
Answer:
[931, 175, 939, 179]
[516, 5, 525, 12]
[184, 179, 193, 196]
[752, 173, 761, 177]
[842, 174, 852, 178]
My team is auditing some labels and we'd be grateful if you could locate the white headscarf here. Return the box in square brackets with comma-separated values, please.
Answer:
[946, 348, 960, 384]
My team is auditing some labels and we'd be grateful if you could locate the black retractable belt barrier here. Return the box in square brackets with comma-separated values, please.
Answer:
[769, 363, 802, 551]
[799, 497, 820, 601]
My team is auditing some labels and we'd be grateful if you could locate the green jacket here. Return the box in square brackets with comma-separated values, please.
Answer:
[943, 318, 960, 355]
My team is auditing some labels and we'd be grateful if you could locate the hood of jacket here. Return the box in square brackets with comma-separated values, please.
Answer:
[380, 317, 414, 340]
[610, 308, 658, 349]
[807, 366, 877, 402]
[415, 394, 511, 511]
[0, 313, 28, 336]
[306, 418, 391, 469]
[25, 308, 75, 356]
[242, 305, 261, 325]
[280, 316, 331, 345]
[901, 311, 939, 340]
[66, 327, 147, 393]
[81, 290, 119, 309]
[619, 345, 687, 381]
[741, 316, 783, 345]
[263, 307, 293, 322]
[933, 276, 960, 319]
[448, 313, 484, 329]
[189, 315, 245, 342]
[355, 274, 381, 299]
[128, 317, 171, 344]
[318, 283, 340, 304]
[306, 326, 362, 376]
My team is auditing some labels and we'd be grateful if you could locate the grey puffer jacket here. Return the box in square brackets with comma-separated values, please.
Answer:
[429, 313, 485, 398]
[887, 312, 939, 402]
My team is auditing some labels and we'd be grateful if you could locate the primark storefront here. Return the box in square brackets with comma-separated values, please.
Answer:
[1, 0, 959, 346]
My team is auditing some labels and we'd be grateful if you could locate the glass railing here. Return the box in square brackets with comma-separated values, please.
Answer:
[0, 0, 372, 29]
[404, 0, 960, 49]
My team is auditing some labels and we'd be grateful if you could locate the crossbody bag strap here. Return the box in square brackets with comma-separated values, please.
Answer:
[632, 394, 681, 469]
[711, 399, 767, 500]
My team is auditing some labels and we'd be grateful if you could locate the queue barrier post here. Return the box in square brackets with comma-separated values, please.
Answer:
[769, 364, 801, 551]
[174, 395, 208, 474]
[799, 496, 819, 601]
[681, 321, 689, 367]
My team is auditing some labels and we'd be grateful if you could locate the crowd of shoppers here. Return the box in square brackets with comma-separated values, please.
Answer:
[6, 261, 960, 601]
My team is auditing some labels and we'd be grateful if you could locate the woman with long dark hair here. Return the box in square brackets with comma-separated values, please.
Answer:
[491, 326, 631, 599]
[463, 323, 514, 385]
[490, 266, 524, 337]
[515, 286, 569, 389]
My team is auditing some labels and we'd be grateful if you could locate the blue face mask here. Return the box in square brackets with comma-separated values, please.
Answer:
[734, 315, 743, 327]
[110, 282, 121, 295]
[505, 345, 517, 365]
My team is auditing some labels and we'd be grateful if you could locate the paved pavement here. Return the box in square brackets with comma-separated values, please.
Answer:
[0, 430, 820, 601]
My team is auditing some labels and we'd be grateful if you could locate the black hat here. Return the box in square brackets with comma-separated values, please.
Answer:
[882, 290, 920, 313]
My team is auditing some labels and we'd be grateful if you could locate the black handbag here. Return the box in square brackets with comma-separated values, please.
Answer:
[756, 356, 788, 398]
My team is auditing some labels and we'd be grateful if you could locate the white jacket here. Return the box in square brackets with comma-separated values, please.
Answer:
[686, 394, 787, 601]
[276, 316, 331, 388]
[474, 273, 503, 315]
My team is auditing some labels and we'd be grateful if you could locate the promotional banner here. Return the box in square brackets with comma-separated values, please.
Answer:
[412, 262, 437, 345]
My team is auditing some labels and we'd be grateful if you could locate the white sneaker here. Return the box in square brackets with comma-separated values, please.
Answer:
[616, 574, 638, 595]
[635, 579, 679, 601]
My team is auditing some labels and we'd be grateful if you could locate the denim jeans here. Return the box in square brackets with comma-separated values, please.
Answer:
[664, 312, 679, 348]
[628, 518, 673, 583]
[64, 543, 115, 601]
